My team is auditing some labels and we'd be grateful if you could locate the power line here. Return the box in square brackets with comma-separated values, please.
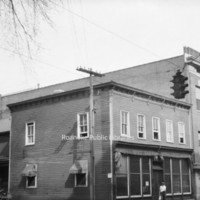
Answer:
[0, 46, 83, 78]
[50, 1, 186, 70]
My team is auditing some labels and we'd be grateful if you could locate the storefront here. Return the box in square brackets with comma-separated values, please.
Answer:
[0, 132, 9, 191]
[114, 142, 193, 200]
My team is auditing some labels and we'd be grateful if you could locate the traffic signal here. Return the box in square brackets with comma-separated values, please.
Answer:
[170, 70, 189, 99]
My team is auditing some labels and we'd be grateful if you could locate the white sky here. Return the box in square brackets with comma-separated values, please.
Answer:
[0, 0, 200, 95]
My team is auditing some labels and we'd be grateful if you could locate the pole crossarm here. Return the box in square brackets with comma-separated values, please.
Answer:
[77, 67, 104, 77]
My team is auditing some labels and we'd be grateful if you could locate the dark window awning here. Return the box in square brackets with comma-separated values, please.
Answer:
[21, 164, 37, 177]
[69, 160, 88, 174]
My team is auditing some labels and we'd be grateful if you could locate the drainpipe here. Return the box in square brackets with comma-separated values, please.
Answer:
[7, 116, 12, 199]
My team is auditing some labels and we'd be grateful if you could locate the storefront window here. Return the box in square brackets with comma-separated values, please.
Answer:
[130, 156, 141, 196]
[116, 155, 128, 197]
[182, 159, 190, 193]
[142, 157, 151, 195]
[164, 158, 191, 195]
[164, 158, 172, 194]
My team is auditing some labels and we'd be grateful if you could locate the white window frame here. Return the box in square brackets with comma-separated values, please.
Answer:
[152, 117, 161, 141]
[25, 121, 35, 146]
[26, 164, 37, 189]
[178, 122, 186, 144]
[165, 159, 191, 195]
[166, 120, 174, 143]
[77, 113, 89, 139]
[137, 114, 146, 139]
[74, 173, 88, 187]
[120, 110, 130, 137]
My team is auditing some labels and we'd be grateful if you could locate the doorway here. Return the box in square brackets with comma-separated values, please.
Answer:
[152, 170, 163, 200]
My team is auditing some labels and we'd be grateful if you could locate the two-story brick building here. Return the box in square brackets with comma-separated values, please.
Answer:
[1, 46, 200, 199]
[7, 81, 192, 200]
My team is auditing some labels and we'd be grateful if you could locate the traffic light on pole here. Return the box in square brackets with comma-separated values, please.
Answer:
[170, 70, 189, 99]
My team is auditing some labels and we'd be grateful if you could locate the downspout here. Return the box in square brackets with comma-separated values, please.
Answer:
[7, 115, 12, 199]
[109, 90, 114, 200]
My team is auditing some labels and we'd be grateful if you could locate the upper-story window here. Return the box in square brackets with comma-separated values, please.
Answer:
[77, 113, 89, 139]
[25, 122, 35, 145]
[137, 114, 146, 139]
[152, 117, 161, 141]
[178, 122, 185, 144]
[166, 120, 174, 143]
[120, 111, 130, 137]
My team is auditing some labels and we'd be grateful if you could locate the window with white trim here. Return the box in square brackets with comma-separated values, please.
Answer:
[166, 120, 173, 143]
[178, 122, 185, 144]
[26, 164, 37, 188]
[75, 173, 88, 187]
[164, 158, 191, 195]
[152, 117, 161, 141]
[137, 114, 146, 139]
[120, 111, 130, 137]
[77, 113, 89, 138]
[25, 122, 35, 145]
[116, 155, 151, 198]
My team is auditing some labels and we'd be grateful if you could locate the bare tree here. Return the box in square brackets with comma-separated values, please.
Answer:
[0, 0, 61, 56]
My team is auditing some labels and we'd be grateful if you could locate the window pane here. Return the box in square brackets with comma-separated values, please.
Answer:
[182, 175, 190, 193]
[130, 174, 141, 196]
[165, 175, 171, 194]
[172, 159, 181, 193]
[27, 177, 35, 187]
[76, 173, 86, 186]
[116, 155, 127, 174]
[172, 159, 180, 173]
[143, 174, 150, 195]
[182, 159, 189, 174]
[164, 158, 170, 173]
[164, 158, 171, 194]
[116, 176, 128, 196]
[182, 159, 190, 193]
[130, 156, 140, 173]
[142, 158, 149, 173]
[173, 175, 181, 193]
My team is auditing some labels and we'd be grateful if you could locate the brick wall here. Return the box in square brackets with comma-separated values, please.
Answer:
[112, 91, 191, 149]
[10, 90, 112, 200]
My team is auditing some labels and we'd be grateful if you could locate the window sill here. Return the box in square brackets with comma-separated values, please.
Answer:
[25, 143, 35, 146]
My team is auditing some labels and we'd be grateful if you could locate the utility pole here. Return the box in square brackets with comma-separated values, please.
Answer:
[77, 67, 104, 200]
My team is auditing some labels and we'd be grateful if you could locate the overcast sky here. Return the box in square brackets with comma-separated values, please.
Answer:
[0, 0, 200, 95]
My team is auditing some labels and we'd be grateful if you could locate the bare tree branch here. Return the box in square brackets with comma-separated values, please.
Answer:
[0, 0, 62, 57]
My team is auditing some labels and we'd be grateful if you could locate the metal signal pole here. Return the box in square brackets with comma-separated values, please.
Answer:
[77, 67, 104, 200]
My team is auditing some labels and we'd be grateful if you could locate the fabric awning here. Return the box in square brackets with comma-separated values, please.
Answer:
[69, 160, 88, 174]
[22, 164, 37, 177]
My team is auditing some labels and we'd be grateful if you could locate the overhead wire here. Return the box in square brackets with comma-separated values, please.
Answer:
[50, 1, 187, 71]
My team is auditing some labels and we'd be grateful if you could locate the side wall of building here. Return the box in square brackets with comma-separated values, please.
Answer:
[10, 90, 112, 200]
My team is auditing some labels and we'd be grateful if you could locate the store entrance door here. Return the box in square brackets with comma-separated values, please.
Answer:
[152, 170, 163, 200]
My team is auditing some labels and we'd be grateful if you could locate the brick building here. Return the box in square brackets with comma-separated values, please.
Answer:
[7, 81, 192, 200]
[1, 46, 200, 199]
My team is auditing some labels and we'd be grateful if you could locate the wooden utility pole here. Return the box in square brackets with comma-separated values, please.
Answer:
[77, 67, 104, 200]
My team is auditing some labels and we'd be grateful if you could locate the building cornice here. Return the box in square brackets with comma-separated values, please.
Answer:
[7, 81, 191, 112]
